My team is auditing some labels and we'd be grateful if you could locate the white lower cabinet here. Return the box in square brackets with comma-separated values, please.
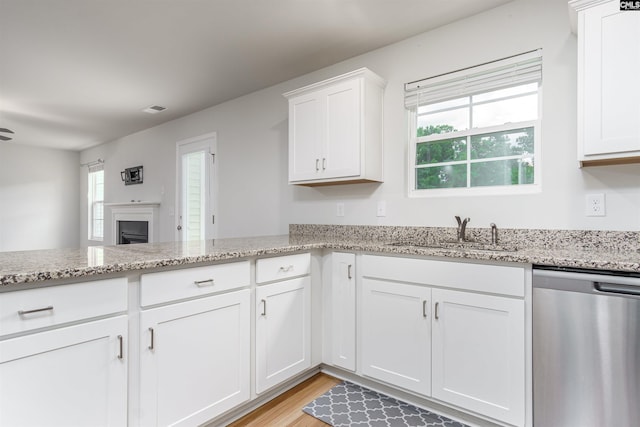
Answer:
[361, 278, 432, 396]
[360, 254, 527, 427]
[0, 316, 128, 427]
[329, 252, 356, 371]
[255, 276, 311, 394]
[139, 290, 250, 427]
[432, 288, 525, 426]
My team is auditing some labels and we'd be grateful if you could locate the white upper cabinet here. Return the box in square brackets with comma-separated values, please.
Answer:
[284, 68, 386, 185]
[571, 0, 640, 166]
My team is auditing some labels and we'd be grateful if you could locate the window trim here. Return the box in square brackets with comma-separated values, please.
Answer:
[87, 165, 104, 241]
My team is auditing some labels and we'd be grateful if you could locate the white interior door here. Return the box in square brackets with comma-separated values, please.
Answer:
[176, 133, 216, 241]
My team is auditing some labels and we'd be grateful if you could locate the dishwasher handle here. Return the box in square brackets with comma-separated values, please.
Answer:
[595, 282, 640, 297]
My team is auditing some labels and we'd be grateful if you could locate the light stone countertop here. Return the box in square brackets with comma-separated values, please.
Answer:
[1, 230, 639, 287]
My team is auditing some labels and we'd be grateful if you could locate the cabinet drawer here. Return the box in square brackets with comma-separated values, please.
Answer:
[0, 278, 127, 337]
[140, 261, 250, 307]
[362, 255, 524, 297]
[256, 253, 311, 284]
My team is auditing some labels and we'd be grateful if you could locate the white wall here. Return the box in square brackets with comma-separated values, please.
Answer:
[0, 143, 80, 251]
[79, 84, 290, 243]
[80, 0, 640, 242]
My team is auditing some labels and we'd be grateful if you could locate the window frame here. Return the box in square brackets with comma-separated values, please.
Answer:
[406, 54, 543, 198]
[87, 165, 104, 241]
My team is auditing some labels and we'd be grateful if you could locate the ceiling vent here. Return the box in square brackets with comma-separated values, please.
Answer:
[142, 105, 167, 114]
[0, 128, 14, 141]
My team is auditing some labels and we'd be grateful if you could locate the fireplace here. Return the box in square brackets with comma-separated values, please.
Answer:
[117, 220, 149, 244]
[106, 202, 160, 245]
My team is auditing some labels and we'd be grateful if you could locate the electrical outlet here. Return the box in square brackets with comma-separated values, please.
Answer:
[377, 201, 386, 217]
[336, 203, 345, 217]
[585, 193, 606, 217]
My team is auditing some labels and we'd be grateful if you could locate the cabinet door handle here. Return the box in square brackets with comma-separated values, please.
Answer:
[435, 302, 440, 320]
[322, 158, 326, 170]
[423, 300, 428, 318]
[347, 264, 353, 280]
[18, 306, 54, 316]
[316, 159, 320, 171]
[148, 327, 155, 350]
[117, 335, 124, 359]
[261, 299, 267, 316]
[194, 279, 215, 287]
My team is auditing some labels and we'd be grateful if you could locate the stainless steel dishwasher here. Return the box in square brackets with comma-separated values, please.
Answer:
[533, 266, 640, 427]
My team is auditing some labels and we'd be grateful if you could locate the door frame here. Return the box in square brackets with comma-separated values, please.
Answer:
[175, 132, 218, 242]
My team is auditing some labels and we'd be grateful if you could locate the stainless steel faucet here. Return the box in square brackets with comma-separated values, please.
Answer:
[455, 216, 471, 242]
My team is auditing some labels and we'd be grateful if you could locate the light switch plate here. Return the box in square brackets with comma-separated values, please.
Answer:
[377, 201, 386, 217]
[336, 203, 345, 217]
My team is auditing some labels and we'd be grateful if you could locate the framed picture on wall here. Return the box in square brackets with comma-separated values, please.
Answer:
[121, 165, 143, 185]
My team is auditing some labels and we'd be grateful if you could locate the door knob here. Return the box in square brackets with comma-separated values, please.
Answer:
[177, 225, 182, 230]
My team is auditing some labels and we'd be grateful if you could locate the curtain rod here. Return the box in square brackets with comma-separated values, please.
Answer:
[80, 158, 104, 167]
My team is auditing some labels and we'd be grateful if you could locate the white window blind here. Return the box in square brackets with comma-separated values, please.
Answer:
[405, 50, 542, 109]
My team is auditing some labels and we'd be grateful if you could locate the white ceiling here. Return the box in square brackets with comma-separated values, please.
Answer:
[0, 0, 511, 151]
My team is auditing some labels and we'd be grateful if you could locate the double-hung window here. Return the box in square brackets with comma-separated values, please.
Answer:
[88, 163, 104, 241]
[406, 50, 542, 196]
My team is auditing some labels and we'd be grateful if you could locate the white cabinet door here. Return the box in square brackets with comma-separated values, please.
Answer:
[0, 316, 128, 427]
[330, 252, 356, 371]
[432, 288, 525, 426]
[361, 278, 431, 396]
[255, 276, 311, 394]
[578, 0, 640, 163]
[289, 93, 323, 182]
[323, 79, 361, 179]
[140, 290, 250, 427]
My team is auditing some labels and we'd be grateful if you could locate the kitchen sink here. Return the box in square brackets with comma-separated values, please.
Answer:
[386, 240, 517, 252]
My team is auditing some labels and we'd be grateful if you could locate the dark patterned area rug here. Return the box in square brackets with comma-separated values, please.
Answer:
[303, 381, 469, 427]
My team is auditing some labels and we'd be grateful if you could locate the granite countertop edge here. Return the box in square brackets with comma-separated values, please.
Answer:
[1, 235, 639, 287]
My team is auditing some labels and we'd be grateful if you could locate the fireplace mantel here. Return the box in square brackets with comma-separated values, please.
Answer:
[107, 202, 160, 245]
[104, 201, 161, 208]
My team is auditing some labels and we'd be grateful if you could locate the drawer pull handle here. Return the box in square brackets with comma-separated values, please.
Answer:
[18, 306, 54, 316]
[117, 335, 124, 360]
[194, 279, 215, 287]
[347, 264, 353, 280]
[435, 302, 440, 320]
[261, 299, 267, 316]
[279, 265, 294, 273]
[148, 327, 155, 350]
[423, 300, 428, 318]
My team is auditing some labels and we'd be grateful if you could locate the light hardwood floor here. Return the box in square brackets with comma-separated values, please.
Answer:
[227, 373, 341, 426]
